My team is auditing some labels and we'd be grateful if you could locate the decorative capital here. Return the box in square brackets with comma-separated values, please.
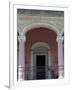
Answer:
[18, 35, 26, 43]
[56, 34, 64, 43]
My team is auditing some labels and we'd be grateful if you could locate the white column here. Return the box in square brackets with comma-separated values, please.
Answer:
[56, 34, 64, 78]
[18, 34, 26, 80]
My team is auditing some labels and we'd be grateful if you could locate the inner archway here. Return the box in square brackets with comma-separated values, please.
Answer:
[31, 42, 51, 79]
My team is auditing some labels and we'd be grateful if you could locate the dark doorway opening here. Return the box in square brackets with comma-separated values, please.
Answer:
[36, 55, 45, 79]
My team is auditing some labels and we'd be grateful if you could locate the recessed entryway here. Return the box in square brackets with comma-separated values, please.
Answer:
[31, 42, 51, 80]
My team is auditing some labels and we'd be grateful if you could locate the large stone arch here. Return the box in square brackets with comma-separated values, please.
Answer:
[18, 22, 64, 80]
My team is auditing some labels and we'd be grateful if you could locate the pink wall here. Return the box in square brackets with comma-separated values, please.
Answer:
[25, 27, 58, 79]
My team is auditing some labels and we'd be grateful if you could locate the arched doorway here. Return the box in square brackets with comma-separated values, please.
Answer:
[31, 42, 51, 80]
[25, 27, 58, 80]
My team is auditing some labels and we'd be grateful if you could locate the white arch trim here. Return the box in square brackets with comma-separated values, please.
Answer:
[31, 42, 50, 50]
[22, 23, 59, 35]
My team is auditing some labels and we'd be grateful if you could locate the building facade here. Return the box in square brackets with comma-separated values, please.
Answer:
[17, 9, 64, 80]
